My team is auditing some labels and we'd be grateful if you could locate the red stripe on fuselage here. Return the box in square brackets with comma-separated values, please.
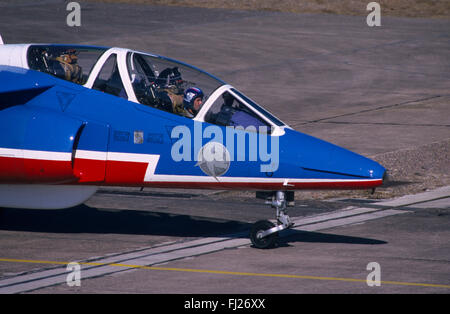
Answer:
[0, 156, 75, 183]
[0, 155, 383, 190]
[104, 160, 148, 184]
[73, 158, 106, 183]
[0, 156, 25, 181]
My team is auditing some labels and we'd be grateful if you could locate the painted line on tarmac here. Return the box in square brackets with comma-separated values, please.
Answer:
[0, 258, 449, 290]
[0, 187, 448, 293]
[376, 186, 450, 208]
[0, 208, 407, 293]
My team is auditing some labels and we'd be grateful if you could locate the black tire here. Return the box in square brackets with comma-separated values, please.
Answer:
[250, 220, 278, 249]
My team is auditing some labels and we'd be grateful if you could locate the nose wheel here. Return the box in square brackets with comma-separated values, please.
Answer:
[250, 191, 294, 249]
[250, 220, 278, 249]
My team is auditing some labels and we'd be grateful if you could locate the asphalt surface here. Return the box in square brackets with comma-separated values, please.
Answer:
[0, 0, 449, 297]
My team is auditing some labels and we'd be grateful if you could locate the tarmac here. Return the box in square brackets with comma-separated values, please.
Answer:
[0, 0, 449, 296]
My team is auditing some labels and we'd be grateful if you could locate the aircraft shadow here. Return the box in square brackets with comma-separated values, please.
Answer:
[275, 229, 387, 248]
[0, 205, 387, 246]
[0, 204, 250, 238]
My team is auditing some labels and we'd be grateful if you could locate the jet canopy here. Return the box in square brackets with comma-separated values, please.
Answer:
[26, 44, 287, 134]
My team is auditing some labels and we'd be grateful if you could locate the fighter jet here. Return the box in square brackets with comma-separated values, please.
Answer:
[0, 40, 386, 248]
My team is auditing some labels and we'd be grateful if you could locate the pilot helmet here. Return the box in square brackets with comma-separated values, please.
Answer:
[156, 67, 182, 87]
[183, 87, 204, 114]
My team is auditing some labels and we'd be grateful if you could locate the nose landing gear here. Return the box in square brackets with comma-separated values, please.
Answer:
[250, 191, 294, 249]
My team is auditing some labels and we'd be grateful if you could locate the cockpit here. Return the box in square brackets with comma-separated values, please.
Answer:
[26, 45, 287, 135]
[126, 51, 222, 118]
[27, 45, 107, 85]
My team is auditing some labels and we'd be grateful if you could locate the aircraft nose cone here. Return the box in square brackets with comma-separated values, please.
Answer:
[362, 158, 386, 180]
[300, 141, 386, 180]
[283, 129, 386, 183]
[330, 147, 386, 180]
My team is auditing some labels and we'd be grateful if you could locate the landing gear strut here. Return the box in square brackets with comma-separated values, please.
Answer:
[250, 191, 294, 249]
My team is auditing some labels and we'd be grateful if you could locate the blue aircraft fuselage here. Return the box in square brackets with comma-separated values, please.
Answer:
[0, 65, 385, 192]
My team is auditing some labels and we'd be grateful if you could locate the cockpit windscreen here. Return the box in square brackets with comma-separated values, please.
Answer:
[27, 45, 107, 85]
[127, 52, 223, 118]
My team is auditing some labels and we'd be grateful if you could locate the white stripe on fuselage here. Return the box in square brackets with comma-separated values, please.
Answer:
[0, 147, 71, 161]
[0, 147, 380, 184]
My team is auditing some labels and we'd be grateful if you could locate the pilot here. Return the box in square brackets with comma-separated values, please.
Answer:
[55, 49, 83, 84]
[182, 87, 204, 118]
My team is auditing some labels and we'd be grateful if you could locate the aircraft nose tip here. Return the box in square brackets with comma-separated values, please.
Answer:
[355, 157, 385, 180]
[381, 169, 390, 186]
[369, 163, 386, 180]
[383, 170, 389, 181]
